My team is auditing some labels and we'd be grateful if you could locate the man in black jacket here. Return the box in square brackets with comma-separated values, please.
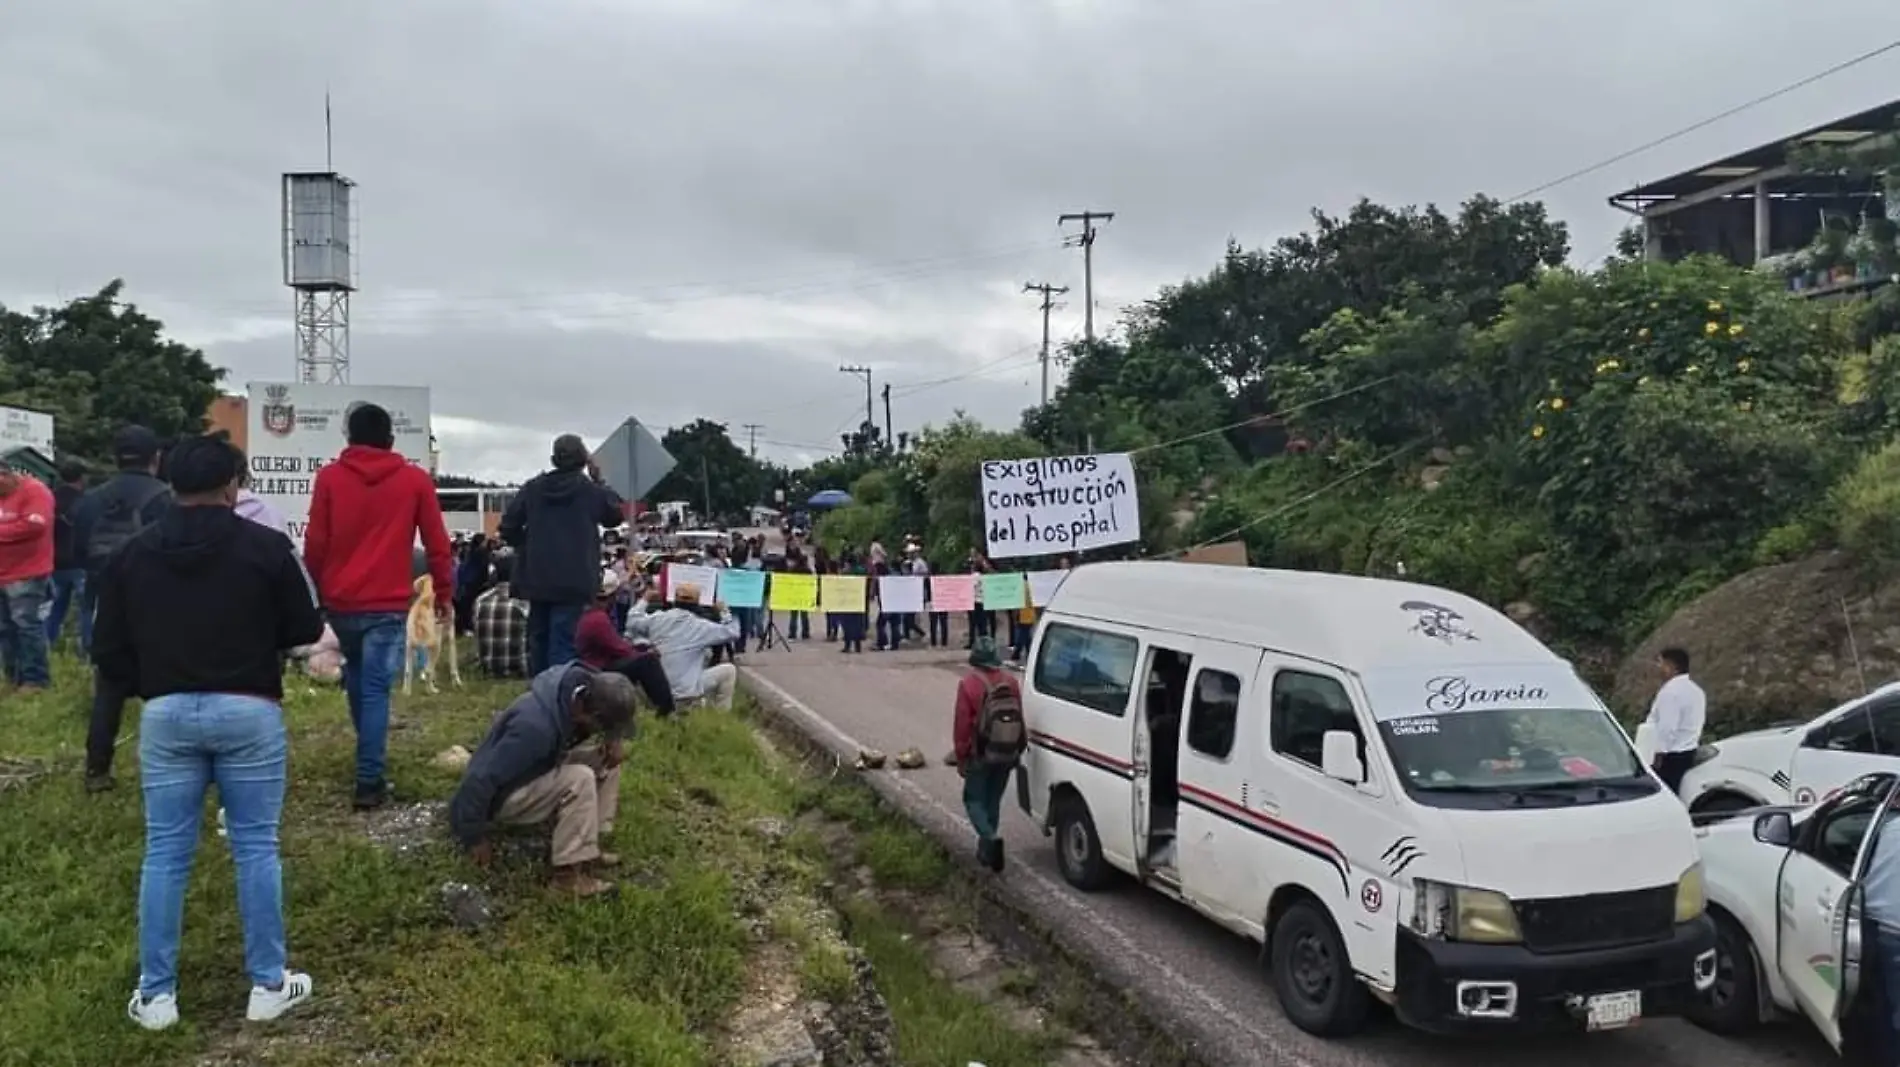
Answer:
[498, 435, 624, 675]
[44, 460, 88, 648]
[76, 425, 174, 792]
[447, 663, 635, 898]
[92, 433, 325, 1032]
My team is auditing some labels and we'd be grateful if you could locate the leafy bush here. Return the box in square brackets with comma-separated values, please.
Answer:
[1830, 440, 1900, 567]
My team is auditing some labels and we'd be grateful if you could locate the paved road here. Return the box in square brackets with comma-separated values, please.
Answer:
[740, 648, 1835, 1067]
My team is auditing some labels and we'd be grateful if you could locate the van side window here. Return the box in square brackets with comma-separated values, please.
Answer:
[1186, 669, 1241, 759]
[1808, 697, 1900, 757]
[1270, 671, 1363, 769]
[1033, 623, 1138, 717]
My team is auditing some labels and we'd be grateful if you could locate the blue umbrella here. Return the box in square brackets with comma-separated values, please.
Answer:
[807, 489, 853, 510]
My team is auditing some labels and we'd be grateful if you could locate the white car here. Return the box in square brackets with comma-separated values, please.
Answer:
[1677, 682, 1900, 816]
[1687, 771, 1895, 1059]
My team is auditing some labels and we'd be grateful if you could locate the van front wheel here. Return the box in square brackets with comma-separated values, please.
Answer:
[1269, 900, 1369, 1037]
[1052, 794, 1112, 891]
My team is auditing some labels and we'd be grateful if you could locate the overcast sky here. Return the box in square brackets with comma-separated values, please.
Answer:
[3, 0, 1898, 481]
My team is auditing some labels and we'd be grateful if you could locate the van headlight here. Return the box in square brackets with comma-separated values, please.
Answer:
[1413, 880, 1523, 944]
[1675, 862, 1706, 923]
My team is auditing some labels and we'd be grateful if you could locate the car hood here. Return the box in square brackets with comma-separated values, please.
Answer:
[1430, 790, 1701, 898]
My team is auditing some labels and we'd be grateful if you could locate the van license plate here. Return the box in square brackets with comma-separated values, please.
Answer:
[1585, 990, 1641, 1031]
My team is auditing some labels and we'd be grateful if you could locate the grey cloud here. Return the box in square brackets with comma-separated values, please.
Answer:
[206, 324, 1046, 477]
[3, 0, 1898, 470]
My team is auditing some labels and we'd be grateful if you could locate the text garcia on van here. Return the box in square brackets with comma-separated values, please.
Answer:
[1017, 563, 1716, 1037]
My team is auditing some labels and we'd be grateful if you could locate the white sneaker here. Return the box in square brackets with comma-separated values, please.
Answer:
[127, 990, 179, 1031]
[245, 971, 313, 1022]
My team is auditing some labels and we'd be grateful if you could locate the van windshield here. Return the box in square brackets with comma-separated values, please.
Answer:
[1380, 707, 1654, 808]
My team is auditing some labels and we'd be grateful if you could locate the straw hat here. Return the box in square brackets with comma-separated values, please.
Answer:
[675, 582, 702, 605]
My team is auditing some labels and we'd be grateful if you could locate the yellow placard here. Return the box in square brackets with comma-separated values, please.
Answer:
[819, 574, 867, 614]
[768, 572, 818, 612]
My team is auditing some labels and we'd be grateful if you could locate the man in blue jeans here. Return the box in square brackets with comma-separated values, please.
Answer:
[303, 403, 454, 810]
[90, 433, 325, 1031]
[499, 434, 623, 675]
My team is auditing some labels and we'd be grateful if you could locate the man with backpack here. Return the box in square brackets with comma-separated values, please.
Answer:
[74, 425, 172, 792]
[951, 635, 1026, 872]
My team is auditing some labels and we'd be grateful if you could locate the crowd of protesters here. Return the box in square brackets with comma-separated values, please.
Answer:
[0, 404, 1058, 1036]
[3, 409, 718, 1033]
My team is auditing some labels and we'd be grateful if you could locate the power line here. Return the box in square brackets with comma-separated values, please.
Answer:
[1126, 374, 1401, 458]
[1505, 37, 1900, 203]
[147, 240, 1069, 321]
[1156, 437, 1429, 558]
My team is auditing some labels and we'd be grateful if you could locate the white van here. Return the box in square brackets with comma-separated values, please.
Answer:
[1018, 563, 1717, 1036]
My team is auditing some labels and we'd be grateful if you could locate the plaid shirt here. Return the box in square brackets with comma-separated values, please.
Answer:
[473, 582, 530, 678]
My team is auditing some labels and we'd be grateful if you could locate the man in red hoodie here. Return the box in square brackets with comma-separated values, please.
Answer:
[303, 402, 453, 810]
[0, 460, 56, 692]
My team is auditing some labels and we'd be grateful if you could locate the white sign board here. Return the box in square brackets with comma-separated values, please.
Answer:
[981, 452, 1140, 559]
[246, 382, 433, 544]
[0, 404, 55, 458]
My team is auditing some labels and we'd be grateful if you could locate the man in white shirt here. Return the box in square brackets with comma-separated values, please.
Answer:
[1646, 646, 1707, 796]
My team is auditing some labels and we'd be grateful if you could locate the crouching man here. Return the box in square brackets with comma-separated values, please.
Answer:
[447, 664, 637, 898]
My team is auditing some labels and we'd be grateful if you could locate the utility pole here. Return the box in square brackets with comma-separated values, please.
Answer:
[1057, 211, 1114, 347]
[699, 455, 712, 521]
[741, 423, 762, 458]
[881, 382, 894, 452]
[1026, 279, 1071, 402]
[838, 364, 873, 453]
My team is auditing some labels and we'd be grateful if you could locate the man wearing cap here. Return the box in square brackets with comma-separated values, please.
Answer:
[953, 636, 1024, 873]
[623, 583, 741, 711]
[448, 665, 637, 899]
[0, 456, 57, 692]
[575, 568, 675, 717]
[303, 403, 454, 811]
[74, 425, 173, 790]
[499, 435, 625, 676]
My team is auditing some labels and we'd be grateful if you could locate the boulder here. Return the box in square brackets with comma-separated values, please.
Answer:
[1613, 552, 1900, 734]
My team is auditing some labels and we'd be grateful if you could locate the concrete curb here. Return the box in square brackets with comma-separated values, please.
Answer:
[740, 667, 1219, 1067]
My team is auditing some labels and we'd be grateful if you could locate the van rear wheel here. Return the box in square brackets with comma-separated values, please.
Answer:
[1052, 793, 1112, 891]
[1270, 900, 1369, 1037]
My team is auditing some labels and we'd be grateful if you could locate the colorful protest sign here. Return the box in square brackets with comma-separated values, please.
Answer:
[981, 452, 1141, 559]
[665, 562, 720, 604]
[979, 571, 1027, 611]
[720, 569, 766, 609]
[819, 574, 867, 614]
[877, 575, 925, 614]
[1026, 570, 1069, 607]
[768, 572, 818, 612]
[929, 574, 977, 612]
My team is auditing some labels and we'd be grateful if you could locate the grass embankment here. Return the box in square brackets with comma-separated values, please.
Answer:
[0, 653, 1060, 1067]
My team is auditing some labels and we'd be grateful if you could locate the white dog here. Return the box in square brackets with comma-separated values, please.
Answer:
[403, 574, 462, 695]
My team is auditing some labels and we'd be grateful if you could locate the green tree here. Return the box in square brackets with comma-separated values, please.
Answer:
[1486, 256, 1850, 638]
[647, 419, 764, 522]
[0, 281, 222, 466]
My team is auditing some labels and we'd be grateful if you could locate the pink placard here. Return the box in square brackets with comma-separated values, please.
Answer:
[929, 574, 977, 612]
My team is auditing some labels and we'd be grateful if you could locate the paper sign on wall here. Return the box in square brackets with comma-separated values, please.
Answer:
[979, 572, 1027, 611]
[720, 569, 766, 609]
[929, 574, 977, 613]
[981, 452, 1141, 560]
[665, 562, 721, 604]
[769, 572, 818, 612]
[1026, 570, 1069, 607]
[877, 575, 926, 614]
[819, 574, 867, 614]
